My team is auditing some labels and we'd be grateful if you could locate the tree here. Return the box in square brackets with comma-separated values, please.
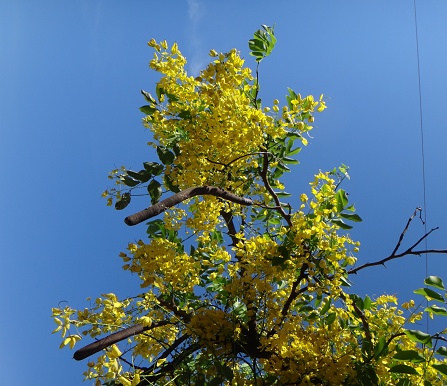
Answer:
[52, 26, 447, 385]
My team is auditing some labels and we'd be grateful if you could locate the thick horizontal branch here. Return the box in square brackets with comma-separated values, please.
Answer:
[73, 321, 170, 361]
[125, 186, 253, 226]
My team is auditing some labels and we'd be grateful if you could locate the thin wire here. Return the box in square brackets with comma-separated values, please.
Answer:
[413, 0, 429, 331]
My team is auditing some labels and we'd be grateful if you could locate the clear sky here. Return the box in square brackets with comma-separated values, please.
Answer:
[1, 1, 447, 385]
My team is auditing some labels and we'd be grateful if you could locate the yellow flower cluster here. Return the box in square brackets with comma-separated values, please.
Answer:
[143, 40, 324, 199]
[122, 238, 200, 292]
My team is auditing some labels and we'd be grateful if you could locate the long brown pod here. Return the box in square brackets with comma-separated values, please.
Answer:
[124, 186, 253, 226]
[73, 321, 170, 361]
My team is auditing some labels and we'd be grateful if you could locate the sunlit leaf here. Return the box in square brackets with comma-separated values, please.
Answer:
[332, 219, 353, 230]
[127, 170, 151, 183]
[139, 105, 157, 115]
[436, 346, 447, 357]
[340, 213, 362, 222]
[335, 189, 348, 212]
[404, 329, 432, 347]
[413, 288, 444, 302]
[425, 276, 446, 290]
[424, 305, 447, 316]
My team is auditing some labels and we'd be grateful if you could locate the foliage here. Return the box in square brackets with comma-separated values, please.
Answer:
[53, 26, 447, 385]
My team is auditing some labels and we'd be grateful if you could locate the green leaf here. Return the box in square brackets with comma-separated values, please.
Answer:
[424, 305, 447, 316]
[436, 346, 447, 357]
[272, 168, 284, 179]
[431, 363, 447, 376]
[143, 162, 164, 176]
[389, 364, 419, 375]
[164, 174, 180, 193]
[148, 180, 162, 205]
[282, 157, 299, 165]
[362, 339, 372, 358]
[286, 131, 301, 140]
[335, 189, 348, 212]
[404, 329, 432, 347]
[325, 312, 336, 325]
[286, 147, 301, 156]
[332, 219, 353, 230]
[115, 192, 131, 210]
[165, 92, 179, 103]
[276, 161, 290, 173]
[350, 294, 363, 310]
[413, 288, 444, 302]
[146, 219, 164, 237]
[141, 89, 156, 104]
[320, 298, 331, 316]
[363, 295, 372, 310]
[374, 336, 388, 360]
[139, 105, 157, 115]
[178, 110, 191, 119]
[425, 276, 446, 290]
[393, 350, 425, 363]
[127, 170, 151, 183]
[276, 191, 292, 198]
[156, 146, 175, 165]
[248, 25, 276, 62]
[122, 176, 140, 187]
[339, 213, 362, 222]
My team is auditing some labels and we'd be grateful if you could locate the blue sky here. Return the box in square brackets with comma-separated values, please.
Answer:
[1, 1, 447, 385]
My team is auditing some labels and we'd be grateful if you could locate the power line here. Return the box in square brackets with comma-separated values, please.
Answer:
[413, 0, 429, 330]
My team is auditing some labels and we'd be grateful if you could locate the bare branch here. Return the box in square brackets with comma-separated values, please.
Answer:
[125, 186, 253, 226]
[348, 213, 447, 276]
[391, 208, 422, 256]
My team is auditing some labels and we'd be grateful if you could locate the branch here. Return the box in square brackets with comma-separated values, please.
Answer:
[259, 153, 292, 226]
[125, 186, 253, 226]
[348, 209, 447, 275]
[391, 208, 422, 256]
[137, 342, 202, 385]
[73, 321, 170, 361]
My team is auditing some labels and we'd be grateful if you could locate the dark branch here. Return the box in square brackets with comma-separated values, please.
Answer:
[137, 342, 202, 385]
[125, 186, 253, 226]
[259, 153, 292, 226]
[391, 208, 422, 256]
[349, 209, 447, 275]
